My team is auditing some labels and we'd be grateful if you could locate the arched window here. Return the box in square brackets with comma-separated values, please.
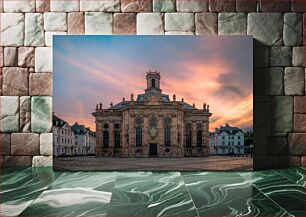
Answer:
[114, 131, 120, 148]
[152, 79, 156, 88]
[103, 131, 109, 148]
[136, 127, 142, 147]
[185, 123, 192, 148]
[164, 127, 171, 147]
[197, 131, 202, 147]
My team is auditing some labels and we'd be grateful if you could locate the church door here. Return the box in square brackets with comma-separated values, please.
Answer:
[149, 144, 157, 156]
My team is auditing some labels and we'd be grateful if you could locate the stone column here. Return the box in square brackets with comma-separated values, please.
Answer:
[96, 121, 102, 157]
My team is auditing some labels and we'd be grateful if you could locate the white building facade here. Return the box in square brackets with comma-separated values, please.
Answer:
[209, 124, 244, 155]
[72, 123, 96, 156]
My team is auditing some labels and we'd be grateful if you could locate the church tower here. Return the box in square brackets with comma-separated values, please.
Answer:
[145, 70, 161, 93]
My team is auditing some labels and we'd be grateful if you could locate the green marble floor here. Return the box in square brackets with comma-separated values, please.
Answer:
[0, 167, 305, 217]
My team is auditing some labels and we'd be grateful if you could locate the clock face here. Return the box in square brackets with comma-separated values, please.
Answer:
[149, 127, 157, 138]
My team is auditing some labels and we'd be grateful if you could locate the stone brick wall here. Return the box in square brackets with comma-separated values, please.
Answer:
[0, 0, 305, 170]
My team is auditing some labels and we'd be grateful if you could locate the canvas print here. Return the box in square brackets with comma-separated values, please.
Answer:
[53, 35, 253, 171]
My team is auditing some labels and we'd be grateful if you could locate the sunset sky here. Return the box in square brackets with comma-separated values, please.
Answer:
[54, 35, 253, 132]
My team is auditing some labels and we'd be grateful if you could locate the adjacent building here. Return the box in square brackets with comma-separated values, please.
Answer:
[72, 123, 96, 156]
[209, 124, 244, 155]
[92, 71, 212, 157]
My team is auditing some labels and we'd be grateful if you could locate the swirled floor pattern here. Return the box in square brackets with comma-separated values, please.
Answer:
[0, 167, 305, 216]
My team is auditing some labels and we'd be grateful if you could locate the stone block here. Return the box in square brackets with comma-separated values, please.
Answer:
[51, 0, 79, 12]
[236, 0, 256, 12]
[301, 156, 305, 167]
[165, 31, 195, 35]
[20, 96, 31, 132]
[29, 73, 52, 96]
[284, 67, 305, 95]
[2, 67, 29, 96]
[254, 67, 265, 96]
[270, 46, 292, 67]
[291, 0, 305, 12]
[294, 114, 306, 132]
[4, 156, 32, 167]
[0, 69, 2, 95]
[40, 133, 53, 155]
[0, 133, 10, 155]
[253, 137, 267, 156]
[18, 47, 35, 67]
[153, 0, 175, 12]
[36, 0, 50, 12]
[253, 156, 279, 170]
[0, 96, 19, 132]
[80, 0, 120, 12]
[121, 0, 152, 12]
[278, 156, 301, 167]
[292, 46, 305, 66]
[254, 47, 269, 67]
[85, 12, 113, 34]
[264, 67, 284, 95]
[254, 100, 271, 137]
[267, 136, 288, 156]
[137, 13, 164, 35]
[165, 13, 195, 31]
[294, 96, 305, 113]
[260, 0, 290, 12]
[31, 96, 52, 133]
[208, 0, 235, 12]
[218, 13, 246, 35]
[44, 12, 67, 31]
[25, 13, 44, 46]
[45, 32, 67, 46]
[195, 13, 217, 35]
[4, 47, 18, 66]
[247, 13, 283, 46]
[272, 96, 293, 133]
[11, 133, 39, 155]
[3, 0, 35, 12]
[68, 12, 85, 34]
[176, 0, 207, 12]
[35, 47, 52, 72]
[114, 13, 136, 34]
[0, 47, 3, 67]
[284, 13, 303, 46]
[32, 156, 53, 167]
[0, 13, 24, 46]
[288, 133, 305, 155]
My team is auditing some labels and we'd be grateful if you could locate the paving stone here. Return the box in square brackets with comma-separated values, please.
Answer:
[20, 96, 31, 132]
[11, 133, 39, 155]
[4, 156, 32, 167]
[29, 73, 52, 96]
[270, 46, 292, 67]
[272, 96, 293, 133]
[236, 0, 256, 12]
[31, 96, 52, 133]
[2, 67, 29, 96]
[137, 13, 164, 35]
[51, 0, 79, 12]
[254, 47, 269, 67]
[114, 13, 136, 34]
[292, 46, 305, 66]
[68, 12, 84, 34]
[261, 0, 290, 12]
[45, 32, 67, 46]
[85, 12, 113, 34]
[40, 133, 53, 155]
[0, 47, 3, 67]
[294, 96, 305, 113]
[208, 0, 235, 12]
[195, 13, 217, 35]
[294, 114, 306, 132]
[291, 0, 305, 12]
[35, 47, 52, 72]
[0, 133, 10, 155]
[165, 13, 195, 31]
[284, 13, 303, 46]
[218, 13, 246, 35]
[32, 156, 53, 167]
[18, 47, 35, 67]
[153, 0, 175, 12]
[284, 67, 305, 95]
[44, 12, 67, 31]
[80, 0, 120, 12]
[36, 0, 50, 12]
[247, 13, 283, 46]
[25, 13, 44, 46]
[264, 67, 284, 95]
[0, 13, 24, 46]
[176, 0, 207, 12]
[4, 47, 18, 66]
[165, 31, 195, 35]
[288, 133, 305, 155]
[268, 136, 288, 156]
[0, 96, 19, 132]
[121, 0, 152, 12]
[3, 0, 35, 12]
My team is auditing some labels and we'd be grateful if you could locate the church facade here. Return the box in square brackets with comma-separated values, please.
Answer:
[92, 71, 212, 157]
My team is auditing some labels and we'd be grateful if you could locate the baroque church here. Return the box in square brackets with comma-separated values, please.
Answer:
[92, 71, 212, 157]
